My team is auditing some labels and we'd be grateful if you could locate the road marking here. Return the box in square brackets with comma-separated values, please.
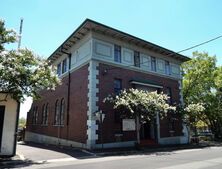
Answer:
[158, 157, 222, 169]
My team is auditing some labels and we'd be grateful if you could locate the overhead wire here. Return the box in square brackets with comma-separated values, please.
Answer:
[105, 35, 222, 71]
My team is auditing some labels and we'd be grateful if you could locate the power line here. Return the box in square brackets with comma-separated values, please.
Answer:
[105, 35, 222, 71]
[177, 35, 222, 54]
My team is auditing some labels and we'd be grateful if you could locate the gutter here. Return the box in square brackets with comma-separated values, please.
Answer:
[58, 49, 71, 140]
[66, 53, 71, 137]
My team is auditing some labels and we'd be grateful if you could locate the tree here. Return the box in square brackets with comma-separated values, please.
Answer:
[0, 19, 60, 102]
[19, 117, 26, 128]
[182, 51, 222, 139]
[104, 88, 176, 144]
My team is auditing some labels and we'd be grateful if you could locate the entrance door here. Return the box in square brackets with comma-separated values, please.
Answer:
[140, 122, 151, 139]
[0, 106, 5, 152]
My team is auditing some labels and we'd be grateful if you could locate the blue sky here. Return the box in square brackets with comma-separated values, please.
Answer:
[1, 0, 222, 117]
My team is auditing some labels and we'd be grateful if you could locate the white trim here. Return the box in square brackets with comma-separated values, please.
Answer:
[25, 131, 87, 148]
[130, 81, 163, 89]
[86, 60, 99, 149]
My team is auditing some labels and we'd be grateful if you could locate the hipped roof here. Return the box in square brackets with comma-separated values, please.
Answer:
[48, 19, 190, 62]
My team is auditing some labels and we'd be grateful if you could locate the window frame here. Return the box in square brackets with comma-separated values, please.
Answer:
[151, 56, 156, 72]
[114, 79, 122, 95]
[62, 58, 67, 74]
[134, 51, 140, 67]
[114, 45, 121, 63]
[165, 60, 171, 75]
[42, 103, 49, 125]
[32, 106, 38, 125]
[60, 98, 65, 125]
[166, 87, 172, 104]
[54, 100, 60, 125]
[57, 63, 62, 76]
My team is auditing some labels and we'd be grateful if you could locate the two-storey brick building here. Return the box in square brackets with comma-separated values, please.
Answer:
[25, 19, 189, 149]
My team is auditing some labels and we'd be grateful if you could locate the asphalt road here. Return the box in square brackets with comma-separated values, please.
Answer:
[18, 145, 222, 169]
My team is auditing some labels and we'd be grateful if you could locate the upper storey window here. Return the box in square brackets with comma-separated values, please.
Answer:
[166, 87, 172, 104]
[165, 60, 171, 75]
[114, 45, 121, 63]
[114, 79, 122, 95]
[57, 63, 61, 76]
[57, 58, 68, 76]
[134, 51, 140, 67]
[151, 57, 156, 72]
[62, 58, 67, 73]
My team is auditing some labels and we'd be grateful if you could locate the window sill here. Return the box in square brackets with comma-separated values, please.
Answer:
[53, 124, 64, 127]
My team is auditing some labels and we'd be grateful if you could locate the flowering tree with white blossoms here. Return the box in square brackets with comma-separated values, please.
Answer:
[183, 103, 205, 138]
[0, 19, 60, 102]
[184, 103, 205, 125]
[104, 88, 176, 144]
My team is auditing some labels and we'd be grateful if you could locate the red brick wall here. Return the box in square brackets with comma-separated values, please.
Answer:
[26, 64, 89, 144]
[26, 62, 183, 145]
[97, 63, 183, 143]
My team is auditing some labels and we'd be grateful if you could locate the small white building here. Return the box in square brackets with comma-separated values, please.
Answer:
[0, 93, 20, 157]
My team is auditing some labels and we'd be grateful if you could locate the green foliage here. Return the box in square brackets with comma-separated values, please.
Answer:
[0, 19, 60, 102]
[182, 51, 222, 138]
[104, 88, 176, 123]
[182, 51, 217, 103]
[0, 19, 17, 51]
[19, 117, 26, 128]
[184, 103, 205, 125]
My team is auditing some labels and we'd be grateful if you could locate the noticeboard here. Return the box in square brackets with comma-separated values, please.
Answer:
[122, 119, 136, 131]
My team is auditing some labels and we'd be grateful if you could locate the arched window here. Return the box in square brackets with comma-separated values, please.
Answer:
[42, 103, 49, 125]
[41, 104, 45, 124]
[45, 103, 49, 124]
[55, 100, 60, 125]
[32, 106, 38, 125]
[60, 98, 65, 125]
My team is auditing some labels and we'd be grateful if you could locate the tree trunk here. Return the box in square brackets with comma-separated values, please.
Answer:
[136, 115, 140, 144]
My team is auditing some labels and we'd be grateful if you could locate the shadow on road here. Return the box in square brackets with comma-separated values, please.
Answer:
[0, 158, 47, 169]
[18, 141, 96, 160]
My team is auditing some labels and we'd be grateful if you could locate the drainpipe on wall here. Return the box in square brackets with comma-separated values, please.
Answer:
[13, 101, 20, 157]
[59, 47, 71, 142]
[66, 53, 71, 140]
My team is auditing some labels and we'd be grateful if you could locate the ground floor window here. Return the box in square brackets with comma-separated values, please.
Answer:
[54, 98, 65, 125]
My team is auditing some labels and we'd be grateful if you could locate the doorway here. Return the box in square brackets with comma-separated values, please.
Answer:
[140, 121, 156, 140]
[0, 106, 5, 152]
[140, 122, 151, 139]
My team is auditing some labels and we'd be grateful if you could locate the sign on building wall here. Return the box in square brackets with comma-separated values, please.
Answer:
[122, 119, 136, 131]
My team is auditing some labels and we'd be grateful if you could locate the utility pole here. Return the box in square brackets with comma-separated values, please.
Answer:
[18, 18, 23, 49]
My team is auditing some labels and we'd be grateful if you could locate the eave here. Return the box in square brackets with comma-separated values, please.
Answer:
[48, 19, 190, 63]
